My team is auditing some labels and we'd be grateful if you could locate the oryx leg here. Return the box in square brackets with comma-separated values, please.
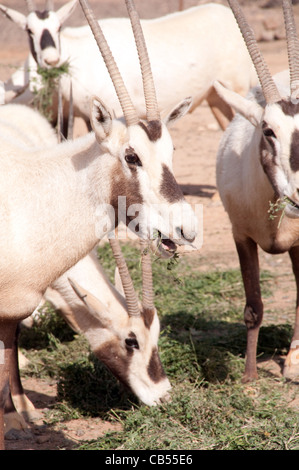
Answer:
[0, 321, 18, 450]
[236, 237, 263, 382]
[283, 246, 299, 380]
[8, 324, 42, 423]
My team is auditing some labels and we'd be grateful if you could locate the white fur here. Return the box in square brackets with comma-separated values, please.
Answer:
[215, 67, 299, 382]
[0, 98, 197, 321]
[1, 3, 257, 128]
[0, 103, 172, 412]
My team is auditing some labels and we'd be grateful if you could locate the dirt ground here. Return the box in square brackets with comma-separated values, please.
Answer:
[0, 0, 298, 450]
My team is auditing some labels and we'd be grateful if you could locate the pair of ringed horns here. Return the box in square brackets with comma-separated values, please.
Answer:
[78, 0, 160, 126]
[26, 1, 54, 12]
[109, 238, 154, 318]
[228, 0, 299, 103]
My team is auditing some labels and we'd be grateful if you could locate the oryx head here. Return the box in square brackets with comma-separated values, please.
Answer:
[215, 0, 299, 219]
[0, 0, 77, 67]
[69, 239, 171, 406]
[80, 0, 198, 256]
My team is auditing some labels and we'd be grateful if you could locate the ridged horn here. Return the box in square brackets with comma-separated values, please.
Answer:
[140, 239, 154, 311]
[282, 0, 299, 102]
[227, 0, 281, 104]
[109, 239, 141, 317]
[45, 0, 54, 10]
[125, 0, 160, 122]
[78, 0, 139, 126]
[26, 0, 36, 12]
[67, 80, 74, 140]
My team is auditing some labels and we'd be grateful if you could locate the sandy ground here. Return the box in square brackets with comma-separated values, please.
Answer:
[0, 0, 298, 450]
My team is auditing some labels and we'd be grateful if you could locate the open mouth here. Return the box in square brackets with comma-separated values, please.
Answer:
[283, 193, 299, 218]
[152, 231, 177, 259]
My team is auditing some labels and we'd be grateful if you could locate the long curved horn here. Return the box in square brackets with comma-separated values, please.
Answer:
[140, 239, 154, 311]
[45, 0, 54, 11]
[26, 0, 36, 12]
[78, 0, 139, 126]
[109, 239, 141, 317]
[125, 0, 160, 122]
[228, 0, 281, 104]
[282, 0, 299, 102]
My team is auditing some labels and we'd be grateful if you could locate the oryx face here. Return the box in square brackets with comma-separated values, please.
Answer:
[91, 97, 198, 258]
[260, 100, 299, 218]
[0, 0, 77, 68]
[26, 10, 61, 67]
[215, 0, 299, 221]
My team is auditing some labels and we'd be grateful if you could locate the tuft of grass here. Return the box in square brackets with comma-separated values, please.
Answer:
[32, 62, 70, 122]
[19, 241, 298, 450]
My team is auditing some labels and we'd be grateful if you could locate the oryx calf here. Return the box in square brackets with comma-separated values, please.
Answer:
[215, 0, 299, 383]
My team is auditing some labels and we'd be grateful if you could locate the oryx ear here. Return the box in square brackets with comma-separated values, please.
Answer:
[68, 277, 111, 324]
[214, 81, 263, 127]
[0, 5, 27, 30]
[164, 96, 192, 128]
[90, 96, 113, 142]
[56, 0, 78, 25]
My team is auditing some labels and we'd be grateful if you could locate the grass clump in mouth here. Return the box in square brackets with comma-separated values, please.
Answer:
[32, 62, 70, 122]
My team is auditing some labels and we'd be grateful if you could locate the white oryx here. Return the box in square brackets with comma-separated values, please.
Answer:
[0, 1, 257, 130]
[0, 0, 198, 450]
[6, 240, 171, 434]
[215, 0, 299, 383]
[0, 102, 171, 434]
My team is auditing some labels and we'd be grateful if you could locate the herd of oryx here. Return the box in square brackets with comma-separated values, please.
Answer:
[0, 0, 299, 450]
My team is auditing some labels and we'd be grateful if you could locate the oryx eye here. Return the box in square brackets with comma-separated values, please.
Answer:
[263, 127, 276, 138]
[125, 152, 142, 167]
[125, 338, 139, 350]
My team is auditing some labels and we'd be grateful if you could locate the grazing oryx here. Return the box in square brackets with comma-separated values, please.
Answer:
[0, 103, 170, 435]
[0, 0, 198, 450]
[215, 0, 299, 383]
[7, 241, 171, 434]
[0, 1, 257, 130]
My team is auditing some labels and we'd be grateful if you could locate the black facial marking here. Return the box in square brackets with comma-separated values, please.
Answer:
[110, 161, 143, 227]
[35, 11, 50, 20]
[125, 147, 142, 168]
[160, 164, 184, 202]
[261, 121, 276, 154]
[290, 129, 299, 172]
[278, 99, 299, 117]
[27, 33, 38, 63]
[125, 332, 139, 354]
[260, 137, 280, 197]
[147, 348, 167, 383]
[40, 29, 56, 50]
[142, 307, 155, 329]
[139, 120, 162, 142]
[94, 342, 131, 388]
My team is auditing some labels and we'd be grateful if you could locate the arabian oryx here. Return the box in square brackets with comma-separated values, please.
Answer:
[0, 102, 170, 435]
[0, 1, 257, 130]
[215, 0, 299, 383]
[6, 238, 171, 435]
[0, 0, 198, 450]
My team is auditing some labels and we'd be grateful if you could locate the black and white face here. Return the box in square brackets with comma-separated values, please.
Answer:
[26, 10, 61, 68]
[0, 0, 77, 68]
[90, 97, 199, 257]
[69, 279, 171, 406]
[260, 100, 299, 218]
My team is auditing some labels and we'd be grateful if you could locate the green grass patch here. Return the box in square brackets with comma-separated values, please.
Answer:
[32, 62, 70, 122]
[19, 242, 298, 450]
